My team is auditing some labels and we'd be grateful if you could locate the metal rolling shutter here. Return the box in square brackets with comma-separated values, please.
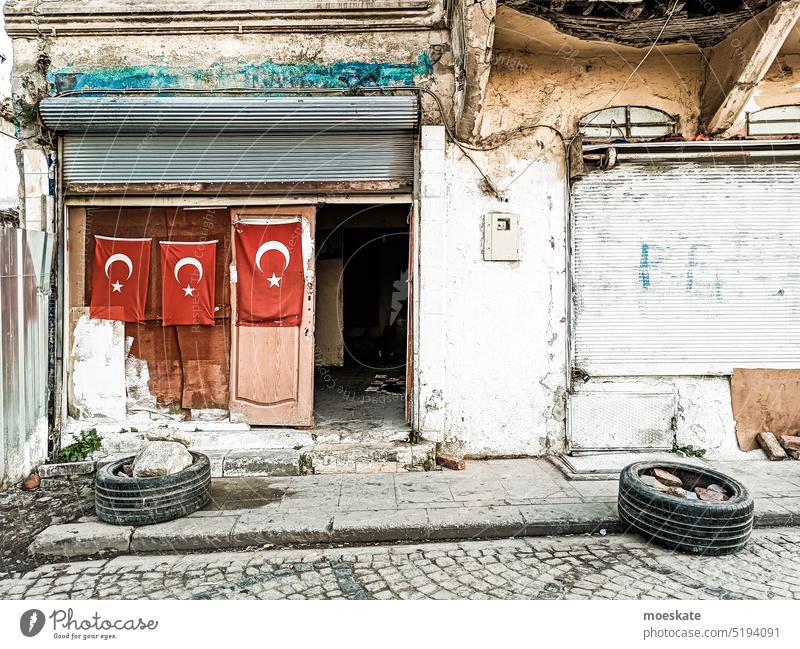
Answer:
[571, 158, 800, 376]
[40, 95, 418, 185]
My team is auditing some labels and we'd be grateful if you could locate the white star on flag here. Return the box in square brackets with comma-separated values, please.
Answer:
[111, 281, 123, 293]
[267, 273, 282, 287]
[182, 285, 196, 297]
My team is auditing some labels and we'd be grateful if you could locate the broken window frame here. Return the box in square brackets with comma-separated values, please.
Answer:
[578, 105, 677, 141]
[746, 105, 800, 137]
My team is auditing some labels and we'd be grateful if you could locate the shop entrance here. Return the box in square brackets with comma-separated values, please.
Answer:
[313, 204, 412, 435]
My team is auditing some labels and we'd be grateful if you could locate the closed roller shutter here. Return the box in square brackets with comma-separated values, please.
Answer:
[571, 157, 800, 376]
[40, 95, 418, 186]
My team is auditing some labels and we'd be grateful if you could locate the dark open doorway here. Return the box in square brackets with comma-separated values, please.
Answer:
[313, 203, 411, 436]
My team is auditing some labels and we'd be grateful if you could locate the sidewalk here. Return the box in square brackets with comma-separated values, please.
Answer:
[30, 457, 800, 558]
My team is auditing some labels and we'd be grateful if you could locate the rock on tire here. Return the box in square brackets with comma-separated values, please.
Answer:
[95, 452, 212, 526]
[618, 461, 753, 556]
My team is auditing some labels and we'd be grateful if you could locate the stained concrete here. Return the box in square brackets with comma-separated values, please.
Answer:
[28, 457, 800, 558]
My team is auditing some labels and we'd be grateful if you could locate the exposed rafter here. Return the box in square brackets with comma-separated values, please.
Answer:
[500, 0, 780, 47]
[702, 0, 800, 134]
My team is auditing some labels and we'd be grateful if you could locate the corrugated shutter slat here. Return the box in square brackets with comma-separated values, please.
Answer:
[571, 159, 800, 375]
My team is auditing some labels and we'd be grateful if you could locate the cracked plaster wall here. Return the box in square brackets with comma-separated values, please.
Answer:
[475, 37, 800, 457]
[483, 48, 705, 138]
[419, 128, 568, 457]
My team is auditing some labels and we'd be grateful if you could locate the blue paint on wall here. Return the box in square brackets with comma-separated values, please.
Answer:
[639, 243, 651, 289]
[47, 54, 433, 94]
[686, 246, 696, 291]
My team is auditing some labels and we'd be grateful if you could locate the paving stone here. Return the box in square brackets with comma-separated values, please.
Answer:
[331, 508, 429, 542]
[426, 505, 527, 540]
[223, 450, 301, 477]
[231, 512, 332, 546]
[130, 517, 238, 552]
[29, 523, 132, 558]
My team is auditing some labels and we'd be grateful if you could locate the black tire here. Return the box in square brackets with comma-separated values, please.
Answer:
[618, 461, 753, 556]
[95, 452, 212, 526]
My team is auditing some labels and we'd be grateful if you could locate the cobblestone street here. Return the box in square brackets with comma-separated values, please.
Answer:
[2, 528, 800, 600]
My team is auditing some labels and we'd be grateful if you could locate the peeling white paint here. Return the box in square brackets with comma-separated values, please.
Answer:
[417, 128, 568, 457]
[577, 376, 756, 460]
[68, 315, 126, 421]
[125, 349, 157, 411]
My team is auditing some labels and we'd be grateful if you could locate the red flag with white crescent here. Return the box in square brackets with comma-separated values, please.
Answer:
[160, 241, 217, 326]
[234, 221, 305, 326]
[90, 235, 151, 322]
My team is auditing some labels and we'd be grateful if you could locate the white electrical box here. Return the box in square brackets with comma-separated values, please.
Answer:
[483, 212, 520, 261]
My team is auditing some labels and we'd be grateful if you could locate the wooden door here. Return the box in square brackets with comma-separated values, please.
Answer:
[229, 206, 316, 426]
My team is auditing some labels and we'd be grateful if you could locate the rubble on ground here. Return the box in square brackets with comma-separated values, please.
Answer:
[779, 435, 800, 460]
[757, 432, 788, 461]
[642, 468, 730, 501]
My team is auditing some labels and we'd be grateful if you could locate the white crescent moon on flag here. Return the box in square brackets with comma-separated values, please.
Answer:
[174, 257, 204, 284]
[255, 241, 291, 273]
[104, 253, 133, 280]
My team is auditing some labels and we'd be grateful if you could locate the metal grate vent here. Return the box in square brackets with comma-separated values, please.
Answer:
[567, 388, 676, 453]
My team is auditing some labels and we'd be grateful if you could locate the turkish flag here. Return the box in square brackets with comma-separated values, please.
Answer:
[235, 221, 305, 326]
[160, 241, 217, 326]
[90, 235, 151, 322]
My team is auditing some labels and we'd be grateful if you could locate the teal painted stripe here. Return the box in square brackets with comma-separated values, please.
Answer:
[48, 54, 432, 93]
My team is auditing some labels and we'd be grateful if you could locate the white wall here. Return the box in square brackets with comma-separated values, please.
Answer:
[0, 4, 19, 215]
[574, 376, 754, 460]
[416, 126, 568, 456]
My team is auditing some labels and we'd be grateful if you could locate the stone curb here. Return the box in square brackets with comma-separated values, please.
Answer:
[30, 504, 615, 558]
[38, 461, 96, 479]
[28, 502, 798, 559]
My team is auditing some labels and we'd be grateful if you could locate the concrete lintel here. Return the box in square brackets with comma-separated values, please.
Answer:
[3, 0, 446, 36]
[702, 0, 800, 135]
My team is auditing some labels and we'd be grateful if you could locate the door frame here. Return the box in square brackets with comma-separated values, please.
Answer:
[61, 195, 417, 432]
[229, 205, 316, 427]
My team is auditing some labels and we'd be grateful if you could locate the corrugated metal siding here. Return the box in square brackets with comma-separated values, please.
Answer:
[47, 96, 419, 185]
[40, 96, 419, 133]
[571, 159, 800, 376]
[63, 132, 415, 183]
[0, 227, 52, 488]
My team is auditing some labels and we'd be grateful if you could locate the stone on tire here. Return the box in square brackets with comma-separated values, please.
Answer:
[95, 452, 211, 526]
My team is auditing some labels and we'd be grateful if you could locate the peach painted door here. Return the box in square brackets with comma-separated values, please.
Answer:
[229, 206, 316, 426]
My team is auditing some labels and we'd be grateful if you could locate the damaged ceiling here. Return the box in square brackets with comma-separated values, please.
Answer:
[500, 0, 780, 47]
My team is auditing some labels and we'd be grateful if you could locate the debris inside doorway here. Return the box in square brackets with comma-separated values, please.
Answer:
[365, 374, 406, 395]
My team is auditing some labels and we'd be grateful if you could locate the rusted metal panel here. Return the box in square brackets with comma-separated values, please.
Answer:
[125, 321, 183, 407]
[65, 180, 410, 195]
[176, 320, 231, 410]
[571, 157, 800, 375]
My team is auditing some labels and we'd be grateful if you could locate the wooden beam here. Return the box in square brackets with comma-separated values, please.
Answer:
[702, 0, 800, 135]
[622, 3, 646, 19]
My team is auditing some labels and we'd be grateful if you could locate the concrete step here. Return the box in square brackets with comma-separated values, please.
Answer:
[71, 428, 315, 455]
[311, 440, 436, 474]
[95, 440, 437, 478]
[97, 449, 304, 478]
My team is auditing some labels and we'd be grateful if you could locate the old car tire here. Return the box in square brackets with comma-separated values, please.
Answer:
[95, 452, 211, 525]
[618, 461, 753, 556]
